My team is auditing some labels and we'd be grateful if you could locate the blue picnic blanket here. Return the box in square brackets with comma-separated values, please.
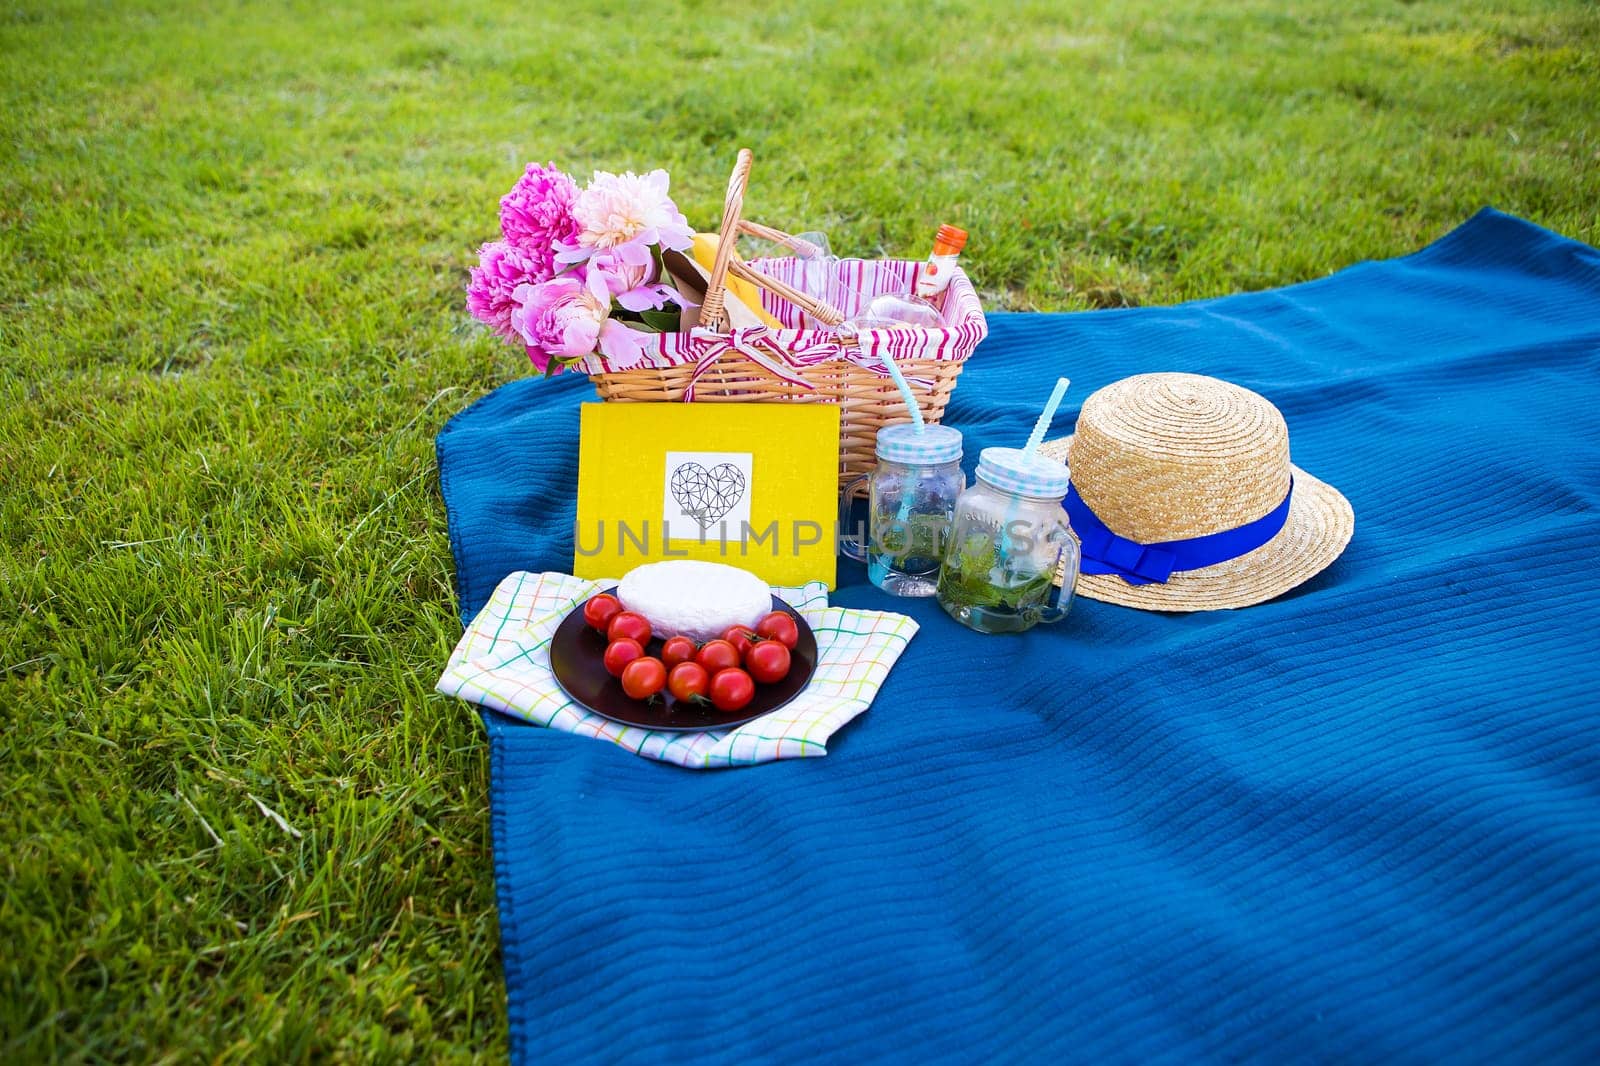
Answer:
[436, 209, 1600, 1063]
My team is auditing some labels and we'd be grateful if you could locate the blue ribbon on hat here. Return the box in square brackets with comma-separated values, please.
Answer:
[1065, 479, 1295, 585]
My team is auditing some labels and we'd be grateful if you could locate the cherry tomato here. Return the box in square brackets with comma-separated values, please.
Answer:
[602, 638, 644, 678]
[667, 661, 710, 704]
[660, 635, 697, 669]
[582, 593, 622, 633]
[695, 639, 741, 675]
[606, 611, 652, 646]
[620, 656, 667, 700]
[755, 610, 799, 649]
[744, 639, 792, 684]
[720, 625, 757, 658]
[709, 667, 755, 713]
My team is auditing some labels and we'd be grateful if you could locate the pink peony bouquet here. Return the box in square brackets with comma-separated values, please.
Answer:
[466, 163, 694, 374]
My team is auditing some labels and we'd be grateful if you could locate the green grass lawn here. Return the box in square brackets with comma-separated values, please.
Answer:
[2, 0, 1596, 1059]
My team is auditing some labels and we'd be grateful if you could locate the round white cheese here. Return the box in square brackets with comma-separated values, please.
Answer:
[616, 561, 772, 643]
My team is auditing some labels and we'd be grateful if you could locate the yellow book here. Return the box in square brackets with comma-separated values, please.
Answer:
[574, 403, 840, 588]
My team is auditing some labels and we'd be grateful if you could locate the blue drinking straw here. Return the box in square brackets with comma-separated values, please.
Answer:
[1024, 377, 1071, 458]
[997, 377, 1071, 573]
[877, 353, 926, 530]
[881, 353, 925, 434]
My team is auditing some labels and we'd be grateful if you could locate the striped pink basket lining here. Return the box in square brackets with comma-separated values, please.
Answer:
[574, 260, 987, 375]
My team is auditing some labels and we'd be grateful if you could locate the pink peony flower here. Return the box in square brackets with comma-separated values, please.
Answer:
[558, 169, 693, 265]
[466, 241, 541, 342]
[498, 162, 581, 279]
[588, 249, 683, 313]
[510, 271, 650, 372]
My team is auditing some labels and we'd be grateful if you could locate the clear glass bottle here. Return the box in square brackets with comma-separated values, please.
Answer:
[840, 424, 965, 597]
[936, 447, 1080, 633]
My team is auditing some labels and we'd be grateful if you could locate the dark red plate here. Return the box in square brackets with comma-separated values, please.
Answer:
[548, 590, 818, 732]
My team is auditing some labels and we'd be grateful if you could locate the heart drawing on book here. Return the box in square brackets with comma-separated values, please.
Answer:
[669, 462, 747, 532]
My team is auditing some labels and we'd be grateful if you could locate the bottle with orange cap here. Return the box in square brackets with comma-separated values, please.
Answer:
[913, 224, 969, 300]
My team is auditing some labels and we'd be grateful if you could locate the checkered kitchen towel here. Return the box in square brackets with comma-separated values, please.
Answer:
[437, 571, 918, 769]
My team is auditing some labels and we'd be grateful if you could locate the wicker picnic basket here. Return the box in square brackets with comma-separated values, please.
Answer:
[580, 149, 988, 487]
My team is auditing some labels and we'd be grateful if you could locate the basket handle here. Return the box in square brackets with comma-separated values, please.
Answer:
[697, 149, 849, 333]
[737, 220, 826, 260]
[728, 259, 847, 328]
[697, 150, 752, 331]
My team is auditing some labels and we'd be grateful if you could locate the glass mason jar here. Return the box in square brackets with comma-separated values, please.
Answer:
[840, 423, 965, 597]
[936, 447, 1080, 634]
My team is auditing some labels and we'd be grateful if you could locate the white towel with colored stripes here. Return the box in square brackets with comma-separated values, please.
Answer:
[437, 571, 917, 769]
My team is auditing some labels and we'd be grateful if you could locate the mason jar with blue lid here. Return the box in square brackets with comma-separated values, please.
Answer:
[936, 446, 1080, 633]
[839, 423, 965, 596]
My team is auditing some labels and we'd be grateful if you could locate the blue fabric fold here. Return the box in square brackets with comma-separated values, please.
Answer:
[437, 209, 1600, 1064]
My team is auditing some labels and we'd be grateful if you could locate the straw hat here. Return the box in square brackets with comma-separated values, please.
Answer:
[1039, 373, 1353, 611]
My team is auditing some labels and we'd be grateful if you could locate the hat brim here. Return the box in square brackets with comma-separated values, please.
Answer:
[1039, 437, 1354, 612]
